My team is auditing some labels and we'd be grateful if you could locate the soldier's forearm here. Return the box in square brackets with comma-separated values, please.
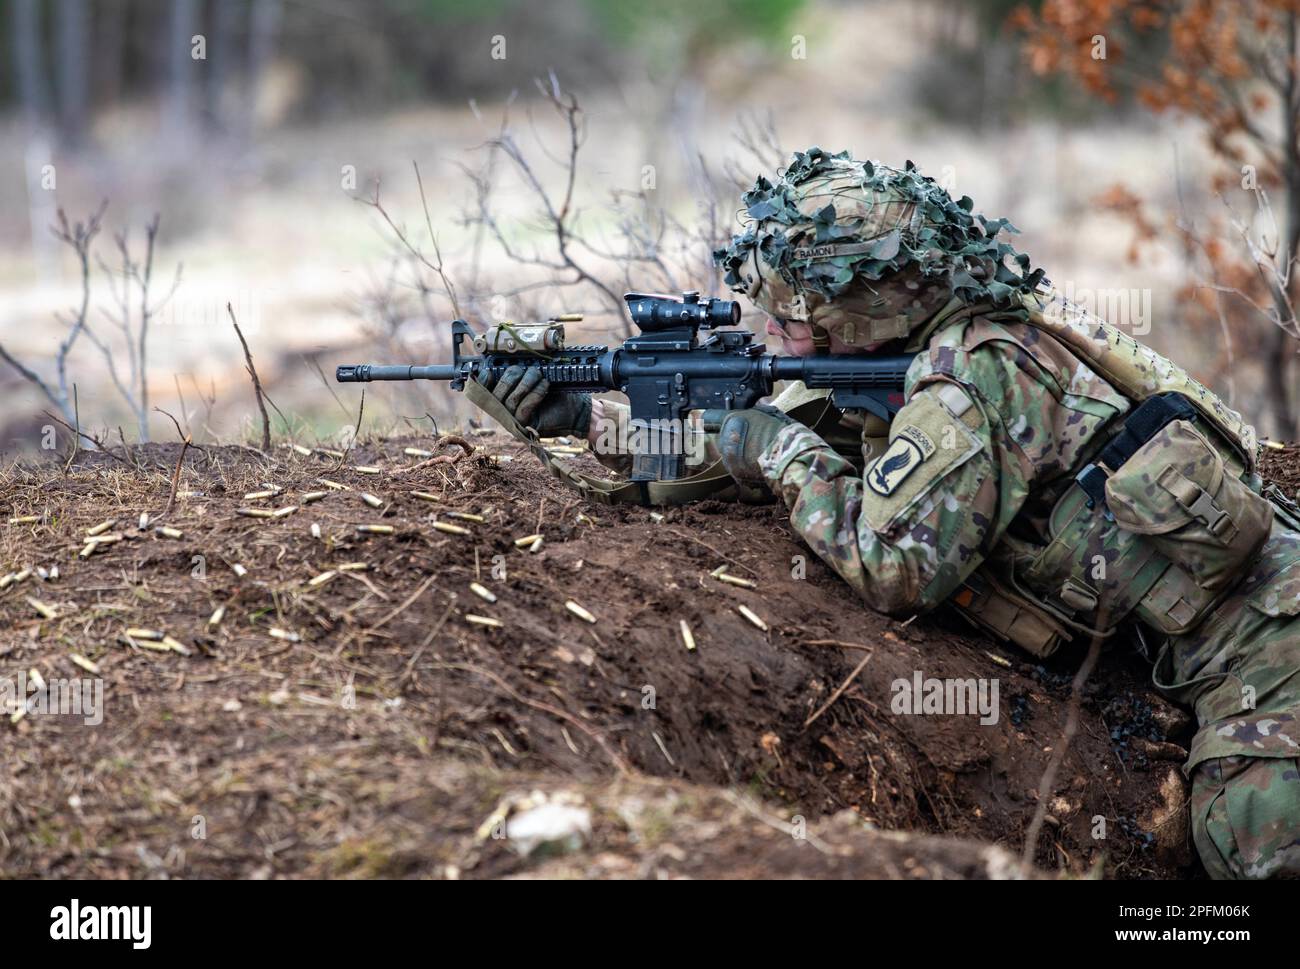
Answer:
[758, 423, 972, 616]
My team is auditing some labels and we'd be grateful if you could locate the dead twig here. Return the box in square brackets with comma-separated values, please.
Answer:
[154, 406, 194, 518]
[334, 389, 366, 471]
[228, 302, 271, 451]
[389, 435, 474, 472]
[1021, 634, 1105, 871]
[802, 649, 874, 731]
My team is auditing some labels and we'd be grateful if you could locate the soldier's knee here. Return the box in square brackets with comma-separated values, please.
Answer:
[1191, 756, 1300, 879]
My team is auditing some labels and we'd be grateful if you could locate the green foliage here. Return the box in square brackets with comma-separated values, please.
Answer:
[716, 147, 1044, 309]
[584, 0, 803, 47]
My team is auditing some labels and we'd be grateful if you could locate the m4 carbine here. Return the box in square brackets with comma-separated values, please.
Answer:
[337, 291, 915, 483]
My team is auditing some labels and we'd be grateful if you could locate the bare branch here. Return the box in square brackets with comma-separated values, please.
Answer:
[227, 302, 271, 451]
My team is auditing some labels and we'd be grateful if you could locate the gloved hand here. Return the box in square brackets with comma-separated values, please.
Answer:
[478, 365, 592, 437]
[698, 405, 798, 487]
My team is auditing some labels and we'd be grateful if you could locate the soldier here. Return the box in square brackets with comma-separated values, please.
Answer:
[473, 148, 1300, 879]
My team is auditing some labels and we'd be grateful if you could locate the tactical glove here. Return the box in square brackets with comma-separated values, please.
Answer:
[478, 365, 592, 438]
[699, 405, 798, 487]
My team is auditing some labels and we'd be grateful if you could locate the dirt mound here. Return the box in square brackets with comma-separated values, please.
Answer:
[0, 434, 1205, 878]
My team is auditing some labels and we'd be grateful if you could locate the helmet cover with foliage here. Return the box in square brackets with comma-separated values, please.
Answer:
[713, 148, 1045, 350]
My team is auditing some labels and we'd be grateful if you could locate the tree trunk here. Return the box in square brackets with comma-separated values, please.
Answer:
[93, 0, 127, 111]
[55, 0, 88, 147]
[11, 0, 52, 126]
[206, 0, 241, 132]
[166, 0, 200, 139]
[245, 0, 284, 139]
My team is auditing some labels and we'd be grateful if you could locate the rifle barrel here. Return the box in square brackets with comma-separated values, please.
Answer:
[335, 364, 459, 382]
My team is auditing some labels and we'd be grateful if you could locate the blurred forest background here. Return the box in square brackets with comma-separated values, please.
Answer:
[0, 0, 1295, 450]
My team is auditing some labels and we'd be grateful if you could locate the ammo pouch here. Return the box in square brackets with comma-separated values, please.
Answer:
[951, 567, 1071, 659]
[952, 393, 1272, 654]
[1106, 416, 1273, 633]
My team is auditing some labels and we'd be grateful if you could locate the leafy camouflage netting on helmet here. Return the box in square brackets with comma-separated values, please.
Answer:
[714, 148, 1045, 311]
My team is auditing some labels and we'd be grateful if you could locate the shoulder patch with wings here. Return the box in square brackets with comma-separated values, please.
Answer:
[868, 431, 929, 496]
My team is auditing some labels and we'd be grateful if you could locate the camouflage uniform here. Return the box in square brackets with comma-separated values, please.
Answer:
[758, 301, 1300, 879]
[475, 149, 1300, 877]
[717, 150, 1300, 879]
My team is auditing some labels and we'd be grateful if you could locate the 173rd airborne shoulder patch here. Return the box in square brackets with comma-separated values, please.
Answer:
[862, 382, 985, 533]
[868, 425, 934, 496]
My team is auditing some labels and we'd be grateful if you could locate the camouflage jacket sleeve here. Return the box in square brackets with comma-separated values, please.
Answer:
[756, 319, 1128, 616]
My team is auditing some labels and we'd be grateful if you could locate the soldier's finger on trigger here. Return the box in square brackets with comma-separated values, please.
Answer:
[515, 378, 549, 425]
[504, 367, 544, 413]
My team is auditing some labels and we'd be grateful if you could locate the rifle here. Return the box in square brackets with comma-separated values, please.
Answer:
[337, 291, 914, 485]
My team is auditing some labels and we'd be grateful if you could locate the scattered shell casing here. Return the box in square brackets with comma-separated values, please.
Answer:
[679, 620, 697, 652]
[317, 478, 348, 491]
[124, 627, 164, 642]
[432, 521, 470, 536]
[208, 605, 226, 628]
[243, 490, 277, 501]
[236, 508, 275, 519]
[737, 604, 768, 631]
[310, 522, 322, 540]
[715, 573, 757, 590]
[138, 513, 150, 530]
[77, 543, 97, 559]
[315, 448, 344, 459]
[12, 568, 31, 583]
[0, 573, 15, 590]
[292, 443, 313, 456]
[269, 628, 301, 643]
[465, 614, 503, 628]
[446, 512, 485, 523]
[411, 491, 439, 502]
[85, 533, 122, 546]
[307, 570, 337, 588]
[353, 465, 382, 475]
[162, 635, 192, 656]
[232, 563, 248, 577]
[301, 491, 327, 504]
[360, 493, 384, 509]
[513, 533, 542, 548]
[564, 600, 596, 624]
[469, 582, 497, 603]
[337, 562, 369, 572]
[69, 653, 99, 674]
[528, 536, 544, 554]
[404, 447, 433, 458]
[356, 524, 394, 535]
[86, 519, 116, 537]
[27, 597, 57, 620]
[156, 526, 183, 539]
[27, 668, 46, 691]
[8, 515, 41, 525]
[271, 506, 298, 519]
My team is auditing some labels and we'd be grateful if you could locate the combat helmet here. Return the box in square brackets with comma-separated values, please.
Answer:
[714, 148, 1044, 351]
